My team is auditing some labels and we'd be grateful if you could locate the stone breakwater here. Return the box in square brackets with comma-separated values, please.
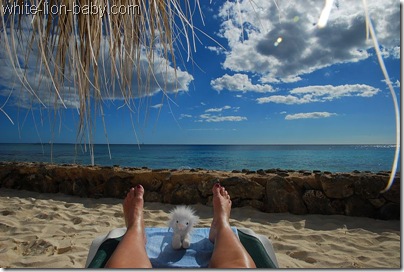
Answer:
[0, 162, 400, 220]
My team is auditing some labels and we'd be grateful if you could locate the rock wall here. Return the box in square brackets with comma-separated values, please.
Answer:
[0, 162, 400, 220]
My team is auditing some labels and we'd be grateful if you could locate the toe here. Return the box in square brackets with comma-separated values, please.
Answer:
[212, 183, 221, 195]
[134, 184, 144, 198]
[125, 187, 135, 200]
[220, 186, 226, 197]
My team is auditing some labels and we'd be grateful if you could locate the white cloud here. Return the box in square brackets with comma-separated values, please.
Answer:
[211, 73, 275, 93]
[151, 104, 163, 109]
[257, 84, 380, 104]
[383, 79, 400, 89]
[290, 84, 380, 98]
[213, 0, 399, 83]
[205, 105, 232, 112]
[198, 113, 247, 122]
[179, 114, 193, 119]
[285, 112, 337, 120]
[205, 46, 224, 55]
[257, 95, 314, 105]
[0, 21, 194, 110]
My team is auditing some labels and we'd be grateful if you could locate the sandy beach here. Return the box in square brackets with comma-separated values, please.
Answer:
[0, 188, 400, 268]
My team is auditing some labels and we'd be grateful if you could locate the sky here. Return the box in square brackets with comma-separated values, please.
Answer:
[0, 0, 401, 145]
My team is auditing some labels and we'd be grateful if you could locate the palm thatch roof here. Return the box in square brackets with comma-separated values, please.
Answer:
[0, 0, 202, 145]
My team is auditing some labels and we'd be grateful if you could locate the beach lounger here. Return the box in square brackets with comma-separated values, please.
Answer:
[85, 227, 279, 268]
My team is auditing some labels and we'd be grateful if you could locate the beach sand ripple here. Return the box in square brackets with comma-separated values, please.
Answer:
[0, 189, 400, 268]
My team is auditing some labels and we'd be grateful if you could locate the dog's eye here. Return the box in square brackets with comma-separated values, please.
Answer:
[176, 220, 179, 223]
[186, 222, 189, 225]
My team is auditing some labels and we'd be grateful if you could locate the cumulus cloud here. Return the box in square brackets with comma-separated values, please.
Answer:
[285, 112, 337, 120]
[198, 113, 247, 122]
[256, 84, 380, 104]
[213, 0, 399, 83]
[257, 95, 313, 105]
[205, 105, 232, 112]
[197, 104, 247, 122]
[211, 73, 275, 93]
[206, 46, 224, 55]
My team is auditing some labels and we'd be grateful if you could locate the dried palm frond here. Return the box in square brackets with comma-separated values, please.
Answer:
[0, 0, 202, 162]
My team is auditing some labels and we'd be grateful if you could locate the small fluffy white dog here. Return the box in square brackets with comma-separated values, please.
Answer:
[168, 206, 199, 249]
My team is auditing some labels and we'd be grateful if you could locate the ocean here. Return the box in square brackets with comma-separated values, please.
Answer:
[0, 143, 399, 173]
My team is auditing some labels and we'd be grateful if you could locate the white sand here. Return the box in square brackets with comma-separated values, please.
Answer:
[0, 188, 400, 268]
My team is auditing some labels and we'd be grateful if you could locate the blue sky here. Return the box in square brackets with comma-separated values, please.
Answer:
[0, 0, 400, 144]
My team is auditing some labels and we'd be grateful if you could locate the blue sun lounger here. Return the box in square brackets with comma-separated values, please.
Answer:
[86, 227, 279, 268]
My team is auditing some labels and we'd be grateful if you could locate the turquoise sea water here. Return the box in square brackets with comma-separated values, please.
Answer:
[0, 143, 399, 173]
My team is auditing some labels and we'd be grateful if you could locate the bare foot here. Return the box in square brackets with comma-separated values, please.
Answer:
[123, 185, 146, 244]
[209, 183, 232, 243]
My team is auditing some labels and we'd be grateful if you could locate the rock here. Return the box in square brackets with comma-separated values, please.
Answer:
[220, 177, 264, 200]
[41, 175, 59, 193]
[344, 196, 375, 218]
[59, 180, 73, 195]
[197, 178, 220, 197]
[144, 191, 162, 202]
[0, 162, 400, 220]
[104, 177, 130, 198]
[265, 176, 307, 214]
[289, 175, 322, 190]
[330, 199, 345, 215]
[368, 198, 386, 208]
[72, 179, 88, 197]
[302, 190, 333, 214]
[132, 172, 167, 191]
[382, 179, 400, 204]
[250, 176, 271, 187]
[354, 175, 387, 199]
[168, 184, 203, 205]
[321, 174, 354, 199]
[376, 203, 400, 220]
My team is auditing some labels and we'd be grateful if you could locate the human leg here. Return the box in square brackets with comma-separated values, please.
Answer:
[104, 185, 152, 268]
[208, 184, 256, 268]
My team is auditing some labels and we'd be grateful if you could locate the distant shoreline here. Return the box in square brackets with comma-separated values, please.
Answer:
[0, 144, 399, 174]
[0, 143, 397, 146]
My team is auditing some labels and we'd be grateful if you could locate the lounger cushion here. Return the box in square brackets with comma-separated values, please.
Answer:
[86, 227, 278, 268]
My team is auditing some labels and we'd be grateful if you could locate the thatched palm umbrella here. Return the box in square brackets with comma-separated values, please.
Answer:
[0, 0, 204, 160]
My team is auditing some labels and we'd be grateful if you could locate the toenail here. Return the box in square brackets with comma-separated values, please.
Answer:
[136, 184, 142, 188]
[215, 183, 220, 188]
